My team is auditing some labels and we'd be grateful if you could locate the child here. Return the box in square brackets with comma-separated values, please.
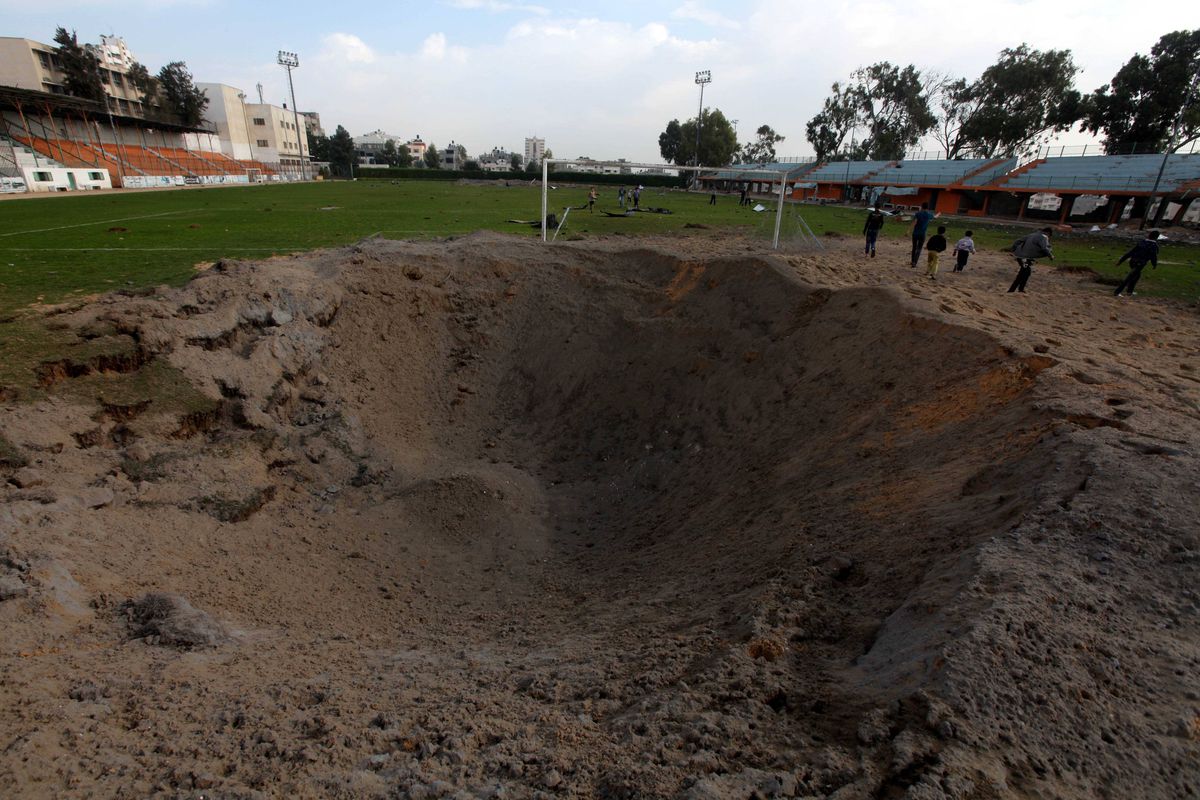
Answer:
[925, 225, 948, 279]
[863, 205, 885, 258]
[953, 230, 976, 271]
[587, 186, 598, 213]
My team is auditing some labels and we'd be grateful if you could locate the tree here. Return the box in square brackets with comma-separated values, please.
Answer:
[1082, 29, 1200, 154]
[52, 28, 105, 103]
[926, 73, 981, 159]
[328, 125, 355, 177]
[805, 82, 858, 162]
[853, 62, 936, 160]
[739, 124, 785, 163]
[307, 130, 330, 162]
[659, 119, 683, 163]
[157, 61, 208, 126]
[657, 109, 737, 166]
[956, 45, 1081, 157]
[424, 142, 440, 169]
[380, 139, 398, 166]
[464, 159, 480, 171]
[126, 60, 159, 110]
[509, 152, 522, 171]
[395, 143, 413, 168]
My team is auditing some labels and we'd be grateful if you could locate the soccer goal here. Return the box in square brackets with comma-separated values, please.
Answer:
[539, 159, 822, 250]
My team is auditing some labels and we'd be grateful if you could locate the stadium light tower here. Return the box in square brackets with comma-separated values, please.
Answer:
[694, 70, 711, 178]
[277, 50, 307, 179]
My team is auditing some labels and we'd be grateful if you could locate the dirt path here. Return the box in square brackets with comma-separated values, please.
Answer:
[1, 232, 1197, 798]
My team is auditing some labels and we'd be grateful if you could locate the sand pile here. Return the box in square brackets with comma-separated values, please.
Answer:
[1, 232, 1197, 798]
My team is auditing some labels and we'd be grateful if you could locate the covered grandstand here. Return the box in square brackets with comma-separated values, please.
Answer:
[701, 151, 1200, 226]
[0, 85, 307, 191]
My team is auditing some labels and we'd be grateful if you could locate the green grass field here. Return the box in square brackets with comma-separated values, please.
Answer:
[1, 179, 1197, 401]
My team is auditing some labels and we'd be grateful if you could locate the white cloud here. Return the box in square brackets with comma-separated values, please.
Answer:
[446, 0, 549, 14]
[322, 33, 377, 64]
[671, 1, 741, 30]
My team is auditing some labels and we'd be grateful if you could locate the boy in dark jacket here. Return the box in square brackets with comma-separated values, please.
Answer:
[1114, 230, 1161, 297]
[863, 205, 885, 257]
[925, 225, 948, 278]
[1007, 228, 1054, 293]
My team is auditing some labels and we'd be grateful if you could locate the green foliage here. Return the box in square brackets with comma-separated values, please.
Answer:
[805, 83, 858, 162]
[307, 130, 330, 162]
[807, 64, 935, 161]
[463, 159, 480, 171]
[126, 61, 159, 109]
[1082, 29, 1200, 153]
[659, 119, 683, 163]
[424, 141, 440, 169]
[739, 124, 785, 164]
[395, 143, 413, 168]
[328, 125, 355, 176]
[659, 109, 738, 166]
[156, 62, 209, 127]
[509, 152, 523, 171]
[955, 45, 1081, 157]
[52, 27, 105, 103]
[379, 139, 398, 166]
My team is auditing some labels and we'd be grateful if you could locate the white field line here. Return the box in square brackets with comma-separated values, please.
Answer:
[0, 210, 192, 238]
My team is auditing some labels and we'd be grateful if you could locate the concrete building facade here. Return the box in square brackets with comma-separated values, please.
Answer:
[524, 136, 544, 166]
[0, 35, 149, 118]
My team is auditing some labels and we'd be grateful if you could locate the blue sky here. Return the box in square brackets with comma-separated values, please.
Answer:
[2, 1, 1196, 161]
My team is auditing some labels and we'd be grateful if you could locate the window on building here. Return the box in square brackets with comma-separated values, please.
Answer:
[100, 70, 110, 84]
[253, 117, 265, 126]
[34, 171, 52, 182]
[112, 72, 124, 88]
[88, 172, 103, 180]
[37, 52, 50, 69]
[118, 100, 130, 113]
[257, 139, 268, 147]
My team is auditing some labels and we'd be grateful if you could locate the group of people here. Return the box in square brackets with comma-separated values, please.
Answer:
[616, 185, 643, 210]
[864, 202, 1162, 296]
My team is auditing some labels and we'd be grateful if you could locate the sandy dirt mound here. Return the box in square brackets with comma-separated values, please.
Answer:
[1, 232, 1198, 798]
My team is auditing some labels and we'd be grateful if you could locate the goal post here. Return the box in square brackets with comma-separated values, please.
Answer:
[539, 159, 802, 249]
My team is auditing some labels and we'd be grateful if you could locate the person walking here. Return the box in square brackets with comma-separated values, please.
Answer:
[709, 189, 717, 205]
[925, 226, 948, 279]
[587, 186, 598, 213]
[863, 204, 885, 258]
[1114, 230, 1161, 297]
[633, 185, 642, 210]
[1007, 227, 1054, 293]
[618, 186, 626, 208]
[909, 204, 936, 267]
[739, 186, 748, 207]
[953, 230, 976, 271]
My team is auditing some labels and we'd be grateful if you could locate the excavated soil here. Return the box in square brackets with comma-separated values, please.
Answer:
[1, 232, 1199, 799]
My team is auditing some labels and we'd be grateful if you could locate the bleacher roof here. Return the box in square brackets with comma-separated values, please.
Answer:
[705, 161, 817, 180]
[998, 153, 1200, 193]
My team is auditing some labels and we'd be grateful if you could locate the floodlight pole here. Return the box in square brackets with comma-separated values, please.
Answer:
[694, 70, 711, 188]
[277, 50, 307, 181]
[541, 158, 549, 241]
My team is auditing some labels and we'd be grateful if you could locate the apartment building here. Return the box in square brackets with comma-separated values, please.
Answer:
[524, 136, 544, 166]
[0, 36, 148, 118]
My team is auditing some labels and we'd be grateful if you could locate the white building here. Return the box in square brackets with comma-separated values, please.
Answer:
[95, 35, 136, 70]
[198, 82, 310, 167]
[524, 136, 545, 165]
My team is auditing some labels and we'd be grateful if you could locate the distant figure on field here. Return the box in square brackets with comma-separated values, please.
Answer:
[633, 186, 642, 209]
[953, 230, 976, 271]
[739, 187, 748, 206]
[863, 204, 885, 258]
[1007, 227, 1054, 293]
[587, 187, 598, 213]
[909, 204, 936, 267]
[618, 186, 626, 208]
[926, 225, 948, 278]
[1114, 230, 1161, 297]
[709, 189, 717, 205]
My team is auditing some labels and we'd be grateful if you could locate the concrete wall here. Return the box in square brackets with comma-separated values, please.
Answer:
[21, 165, 111, 192]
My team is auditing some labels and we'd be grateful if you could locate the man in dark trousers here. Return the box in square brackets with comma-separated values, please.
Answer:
[1114, 230, 1161, 297]
[1007, 227, 1054, 293]
[909, 204, 935, 267]
[863, 204, 885, 258]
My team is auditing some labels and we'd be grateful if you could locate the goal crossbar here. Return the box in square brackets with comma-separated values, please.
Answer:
[540, 159, 794, 248]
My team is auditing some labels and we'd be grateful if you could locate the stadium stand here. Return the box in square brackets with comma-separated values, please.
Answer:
[995, 153, 1200, 193]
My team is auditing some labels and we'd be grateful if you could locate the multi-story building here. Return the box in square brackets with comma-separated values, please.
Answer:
[524, 136, 544, 166]
[406, 137, 427, 165]
[353, 129, 403, 164]
[198, 82, 309, 168]
[299, 111, 323, 139]
[442, 141, 466, 170]
[0, 35, 150, 118]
